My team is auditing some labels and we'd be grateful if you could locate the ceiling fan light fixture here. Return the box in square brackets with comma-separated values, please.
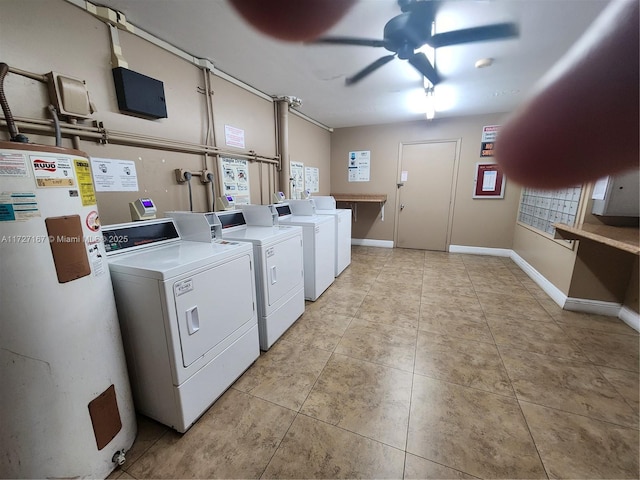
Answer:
[425, 87, 435, 120]
[475, 57, 494, 69]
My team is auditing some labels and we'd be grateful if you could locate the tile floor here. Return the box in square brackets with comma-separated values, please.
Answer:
[109, 247, 639, 479]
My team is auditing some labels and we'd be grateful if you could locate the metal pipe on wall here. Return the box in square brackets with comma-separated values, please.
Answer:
[276, 99, 291, 198]
[1, 118, 280, 164]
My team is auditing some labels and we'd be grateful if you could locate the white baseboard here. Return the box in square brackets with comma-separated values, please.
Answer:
[351, 238, 394, 248]
[563, 297, 623, 316]
[618, 306, 640, 332]
[509, 251, 568, 308]
[448, 245, 512, 257]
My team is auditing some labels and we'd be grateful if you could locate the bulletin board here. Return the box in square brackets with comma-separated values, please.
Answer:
[473, 163, 505, 199]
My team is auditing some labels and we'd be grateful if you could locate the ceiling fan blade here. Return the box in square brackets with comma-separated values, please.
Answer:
[428, 22, 519, 48]
[312, 36, 386, 47]
[346, 54, 396, 85]
[408, 52, 441, 85]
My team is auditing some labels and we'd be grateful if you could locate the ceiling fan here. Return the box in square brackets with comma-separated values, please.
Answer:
[312, 0, 519, 86]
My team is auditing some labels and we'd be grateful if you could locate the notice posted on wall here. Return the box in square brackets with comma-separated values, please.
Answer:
[348, 150, 370, 182]
[480, 125, 500, 157]
[220, 157, 250, 205]
[90, 157, 139, 192]
[305, 166, 319, 193]
[224, 125, 245, 149]
[290, 161, 305, 198]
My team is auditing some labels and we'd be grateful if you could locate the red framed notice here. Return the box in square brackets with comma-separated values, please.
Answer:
[473, 162, 505, 199]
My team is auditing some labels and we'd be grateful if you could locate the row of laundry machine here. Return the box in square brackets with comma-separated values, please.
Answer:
[102, 197, 351, 433]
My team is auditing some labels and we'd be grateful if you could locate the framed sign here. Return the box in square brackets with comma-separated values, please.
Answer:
[473, 162, 505, 199]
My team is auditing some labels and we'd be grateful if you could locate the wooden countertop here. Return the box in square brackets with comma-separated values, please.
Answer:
[331, 193, 387, 203]
[553, 223, 640, 255]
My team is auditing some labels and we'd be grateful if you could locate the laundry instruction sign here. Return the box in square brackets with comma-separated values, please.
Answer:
[348, 150, 370, 182]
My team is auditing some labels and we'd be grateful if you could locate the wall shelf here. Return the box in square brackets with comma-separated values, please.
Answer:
[331, 193, 387, 222]
[553, 223, 639, 255]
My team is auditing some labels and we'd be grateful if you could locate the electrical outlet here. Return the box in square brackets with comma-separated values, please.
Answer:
[200, 169, 213, 183]
[175, 168, 186, 183]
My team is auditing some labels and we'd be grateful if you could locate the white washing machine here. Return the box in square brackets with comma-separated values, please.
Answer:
[272, 202, 335, 301]
[308, 196, 352, 276]
[104, 218, 259, 433]
[168, 208, 305, 351]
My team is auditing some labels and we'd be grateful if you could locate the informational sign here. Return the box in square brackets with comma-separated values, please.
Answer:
[591, 177, 609, 200]
[224, 125, 245, 149]
[0, 191, 40, 221]
[73, 159, 97, 206]
[0, 152, 29, 176]
[473, 162, 505, 199]
[219, 157, 250, 205]
[305, 166, 319, 193]
[348, 150, 370, 182]
[480, 125, 500, 157]
[90, 158, 139, 192]
[290, 161, 305, 198]
[30, 155, 75, 188]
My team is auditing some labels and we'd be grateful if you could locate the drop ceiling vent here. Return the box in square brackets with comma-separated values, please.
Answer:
[112, 67, 167, 119]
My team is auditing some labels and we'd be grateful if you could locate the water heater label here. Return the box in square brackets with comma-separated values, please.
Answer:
[30, 155, 76, 188]
[0, 191, 40, 221]
[0, 152, 29, 177]
[175, 279, 194, 297]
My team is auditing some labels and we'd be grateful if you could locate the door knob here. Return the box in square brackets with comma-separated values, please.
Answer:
[400, 204, 405, 210]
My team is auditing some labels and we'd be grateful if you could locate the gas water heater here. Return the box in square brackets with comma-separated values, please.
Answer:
[0, 142, 136, 478]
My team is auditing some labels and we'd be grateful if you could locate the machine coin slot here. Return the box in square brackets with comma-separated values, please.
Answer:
[185, 306, 200, 335]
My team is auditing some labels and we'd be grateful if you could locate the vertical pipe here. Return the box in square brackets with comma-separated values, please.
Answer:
[68, 118, 81, 150]
[276, 99, 291, 199]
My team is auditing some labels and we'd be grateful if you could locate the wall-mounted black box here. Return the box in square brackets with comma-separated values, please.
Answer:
[112, 67, 167, 119]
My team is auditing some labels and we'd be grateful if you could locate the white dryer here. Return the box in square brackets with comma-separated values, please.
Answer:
[104, 218, 259, 433]
[168, 208, 305, 351]
[272, 202, 335, 301]
[308, 196, 352, 276]
[218, 206, 305, 350]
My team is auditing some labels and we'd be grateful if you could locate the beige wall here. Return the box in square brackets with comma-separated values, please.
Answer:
[288, 113, 332, 196]
[330, 114, 520, 248]
[512, 225, 576, 294]
[0, 0, 332, 223]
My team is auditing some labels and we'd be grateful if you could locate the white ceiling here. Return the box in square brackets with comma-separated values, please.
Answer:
[93, 0, 609, 129]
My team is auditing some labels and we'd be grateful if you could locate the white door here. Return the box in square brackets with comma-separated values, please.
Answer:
[396, 142, 457, 251]
[174, 253, 255, 367]
[266, 233, 304, 306]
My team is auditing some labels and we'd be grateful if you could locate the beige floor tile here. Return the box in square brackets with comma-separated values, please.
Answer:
[232, 339, 331, 411]
[359, 293, 421, 320]
[369, 281, 423, 298]
[478, 292, 554, 321]
[306, 289, 365, 316]
[404, 454, 479, 479]
[415, 332, 514, 396]
[597, 366, 640, 413]
[279, 310, 352, 352]
[419, 307, 494, 344]
[355, 307, 419, 330]
[334, 319, 417, 372]
[470, 278, 532, 297]
[521, 401, 639, 479]
[500, 347, 638, 428]
[262, 414, 405, 479]
[407, 375, 546, 479]
[421, 293, 483, 312]
[537, 297, 565, 316]
[422, 284, 477, 298]
[554, 310, 639, 336]
[486, 314, 589, 361]
[126, 389, 295, 479]
[121, 414, 169, 469]
[300, 353, 413, 449]
[562, 327, 640, 372]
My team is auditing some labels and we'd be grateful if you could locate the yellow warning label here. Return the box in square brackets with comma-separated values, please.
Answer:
[74, 159, 96, 206]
